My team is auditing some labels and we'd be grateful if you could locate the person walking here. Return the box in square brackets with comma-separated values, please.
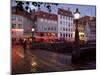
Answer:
[23, 38, 27, 56]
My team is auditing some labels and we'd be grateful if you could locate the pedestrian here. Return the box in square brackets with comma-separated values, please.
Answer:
[23, 38, 27, 55]
[19, 38, 23, 45]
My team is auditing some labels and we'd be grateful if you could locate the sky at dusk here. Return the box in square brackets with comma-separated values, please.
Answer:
[12, 0, 96, 17]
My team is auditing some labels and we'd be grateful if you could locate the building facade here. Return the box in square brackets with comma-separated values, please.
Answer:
[80, 16, 96, 41]
[57, 8, 74, 41]
[12, 6, 34, 40]
[33, 11, 58, 38]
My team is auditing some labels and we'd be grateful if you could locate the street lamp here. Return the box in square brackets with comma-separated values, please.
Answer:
[72, 8, 80, 63]
[32, 28, 35, 41]
[32, 28, 35, 32]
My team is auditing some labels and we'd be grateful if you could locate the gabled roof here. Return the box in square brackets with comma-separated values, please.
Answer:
[58, 8, 73, 17]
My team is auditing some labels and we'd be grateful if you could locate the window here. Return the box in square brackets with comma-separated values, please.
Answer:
[60, 15, 62, 19]
[12, 24, 16, 29]
[81, 35, 84, 37]
[12, 15, 16, 21]
[66, 34, 67, 37]
[65, 16, 66, 20]
[60, 27, 62, 31]
[60, 33, 62, 37]
[48, 27, 50, 30]
[71, 29, 73, 32]
[44, 27, 47, 30]
[54, 27, 56, 30]
[60, 21, 62, 24]
[70, 34, 72, 37]
[63, 28, 65, 31]
[71, 23, 73, 26]
[70, 17, 71, 21]
[18, 17, 22, 21]
[63, 16, 65, 19]
[69, 29, 70, 31]
[69, 34, 70, 37]
[63, 33, 65, 37]
[66, 22, 67, 25]
[66, 28, 67, 31]
[68, 23, 70, 27]
[69, 17, 70, 20]
[66, 17, 68, 20]
[51, 27, 53, 30]
[63, 21, 65, 25]
[18, 24, 22, 29]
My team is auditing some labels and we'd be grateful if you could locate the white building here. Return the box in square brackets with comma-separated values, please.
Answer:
[12, 6, 34, 40]
[57, 8, 74, 41]
[33, 11, 58, 37]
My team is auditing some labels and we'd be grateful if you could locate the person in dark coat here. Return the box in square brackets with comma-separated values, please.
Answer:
[23, 39, 27, 55]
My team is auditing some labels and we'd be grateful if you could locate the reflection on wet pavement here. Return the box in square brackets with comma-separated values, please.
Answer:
[12, 45, 96, 74]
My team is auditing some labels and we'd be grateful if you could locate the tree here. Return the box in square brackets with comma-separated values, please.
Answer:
[16, 1, 58, 13]
[16, 1, 24, 11]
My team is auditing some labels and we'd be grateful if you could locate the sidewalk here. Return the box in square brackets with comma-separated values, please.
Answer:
[12, 45, 33, 74]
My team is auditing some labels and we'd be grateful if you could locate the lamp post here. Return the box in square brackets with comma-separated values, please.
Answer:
[32, 28, 35, 42]
[72, 8, 80, 63]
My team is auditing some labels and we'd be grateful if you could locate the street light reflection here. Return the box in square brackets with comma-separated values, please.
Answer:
[31, 62, 37, 67]
[30, 59, 38, 72]
[30, 58, 37, 67]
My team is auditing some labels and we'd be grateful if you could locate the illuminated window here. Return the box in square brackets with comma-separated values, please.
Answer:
[18, 24, 22, 29]
[12, 24, 16, 29]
